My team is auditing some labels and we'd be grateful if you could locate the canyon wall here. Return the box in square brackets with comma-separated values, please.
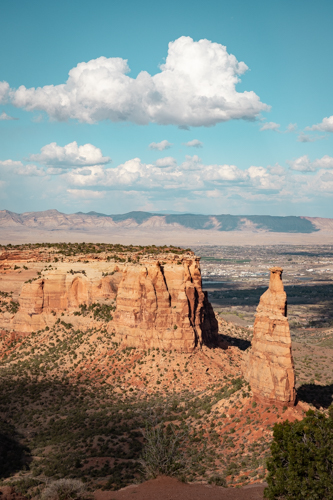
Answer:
[243, 267, 296, 407]
[111, 258, 218, 350]
[0, 252, 218, 352]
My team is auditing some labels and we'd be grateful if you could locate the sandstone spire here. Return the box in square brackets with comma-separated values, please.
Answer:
[243, 267, 296, 406]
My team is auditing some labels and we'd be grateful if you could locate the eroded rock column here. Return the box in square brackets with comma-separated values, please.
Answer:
[243, 267, 296, 407]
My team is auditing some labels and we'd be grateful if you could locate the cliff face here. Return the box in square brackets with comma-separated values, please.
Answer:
[112, 258, 217, 350]
[18, 272, 121, 315]
[0, 251, 217, 352]
[243, 267, 296, 407]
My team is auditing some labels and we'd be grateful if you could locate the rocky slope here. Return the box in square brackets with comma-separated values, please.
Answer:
[242, 267, 296, 407]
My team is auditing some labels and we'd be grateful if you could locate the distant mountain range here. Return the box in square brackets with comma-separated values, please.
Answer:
[1, 209, 333, 233]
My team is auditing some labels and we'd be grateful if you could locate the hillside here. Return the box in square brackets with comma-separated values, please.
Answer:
[0, 209, 329, 233]
[0, 243, 311, 499]
[2, 210, 333, 247]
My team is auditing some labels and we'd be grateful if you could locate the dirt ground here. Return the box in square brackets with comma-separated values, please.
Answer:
[95, 476, 266, 500]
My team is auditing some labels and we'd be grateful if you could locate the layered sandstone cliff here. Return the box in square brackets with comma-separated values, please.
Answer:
[0, 250, 218, 352]
[243, 267, 296, 406]
[111, 258, 217, 350]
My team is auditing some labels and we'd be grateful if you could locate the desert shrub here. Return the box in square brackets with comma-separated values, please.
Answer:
[42, 479, 85, 500]
[8, 301, 19, 314]
[265, 406, 333, 500]
[139, 421, 190, 479]
[208, 474, 227, 486]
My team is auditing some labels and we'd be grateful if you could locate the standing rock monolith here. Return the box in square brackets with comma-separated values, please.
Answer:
[243, 267, 296, 406]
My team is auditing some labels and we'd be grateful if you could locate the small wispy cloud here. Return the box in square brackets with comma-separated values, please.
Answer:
[297, 132, 326, 143]
[285, 123, 297, 133]
[32, 114, 43, 123]
[183, 139, 203, 148]
[260, 122, 299, 134]
[67, 189, 106, 198]
[0, 111, 18, 121]
[149, 140, 172, 151]
[260, 122, 280, 132]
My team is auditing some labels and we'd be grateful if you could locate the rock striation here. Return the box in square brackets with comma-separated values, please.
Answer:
[0, 250, 218, 352]
[112, 258, 217, 351]
[243, 267, 296, 407]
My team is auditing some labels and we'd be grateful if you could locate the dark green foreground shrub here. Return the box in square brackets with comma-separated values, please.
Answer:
[265, 406, 333, 500]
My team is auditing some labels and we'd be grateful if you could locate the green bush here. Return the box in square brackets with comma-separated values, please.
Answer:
[265, 406, 333, 499]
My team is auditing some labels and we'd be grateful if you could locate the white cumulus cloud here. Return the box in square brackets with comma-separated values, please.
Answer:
[184, 139, 203, 148]
[9, 37, 269, 127]
[155, 157, 177, 168]
[149, 140, 172, 151]
[288, 155, 333, 172]
[307, 115, 333, 133]
[28, 141, 111, 167]
[0, 159, 44, 176]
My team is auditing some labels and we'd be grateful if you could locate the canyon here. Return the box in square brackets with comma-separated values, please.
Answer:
[0, 242, 307, 496]
[0, 244, 298, 408]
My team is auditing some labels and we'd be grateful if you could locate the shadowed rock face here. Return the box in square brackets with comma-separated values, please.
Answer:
[243, 267, 296, 407]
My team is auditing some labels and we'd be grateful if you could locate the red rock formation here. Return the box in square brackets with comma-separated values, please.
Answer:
[1, 254, 217, 351]
[243, 267, 296, 407]
[112, 258, 217, 351]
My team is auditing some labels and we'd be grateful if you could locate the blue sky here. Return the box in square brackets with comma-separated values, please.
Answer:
[0, 0, 333, 216]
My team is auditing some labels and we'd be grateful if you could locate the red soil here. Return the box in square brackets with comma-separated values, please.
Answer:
[95, 476, 266, 500]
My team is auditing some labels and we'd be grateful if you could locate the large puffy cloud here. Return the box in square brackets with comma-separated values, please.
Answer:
[307, 115, 333, 133]
[9, 37, 269, 127]
[3, 149, 333, 210]
[65, 155, 272, 193]
[28, 141, 111, 167]
[288, 155, 333, 172]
